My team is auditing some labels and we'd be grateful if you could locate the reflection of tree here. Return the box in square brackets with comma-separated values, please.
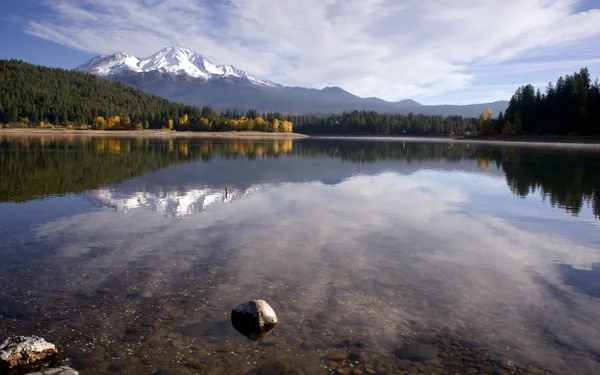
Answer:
[292, 140, 479, 163]
[291, 141, 600, 220]
[0, 136, 295, 202]
[2, 136, 599, 220]
[494, 148, 600, 218]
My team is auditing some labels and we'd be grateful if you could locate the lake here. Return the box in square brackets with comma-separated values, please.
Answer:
[1, 135, 599, 375]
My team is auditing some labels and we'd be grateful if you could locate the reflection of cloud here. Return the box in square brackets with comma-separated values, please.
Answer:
[34, 171, 600, 372]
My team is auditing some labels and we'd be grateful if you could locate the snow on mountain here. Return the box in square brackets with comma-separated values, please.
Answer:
[74, 47, 278, 87]
[86, 185, 267, 218]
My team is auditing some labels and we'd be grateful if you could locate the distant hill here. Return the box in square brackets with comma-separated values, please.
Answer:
[76, 46, 509, 117]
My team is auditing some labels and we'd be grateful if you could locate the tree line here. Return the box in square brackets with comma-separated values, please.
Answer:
[0, 60, 292, 133]
[479, 68, 600, 135]
[290, 111, 478, 136]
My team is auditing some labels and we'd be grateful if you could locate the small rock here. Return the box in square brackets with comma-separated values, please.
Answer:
[231, 300, 278, 341]
[328, 350, 348, 361]
[26, 366, 79, 375]
[0, 336, 58, 369]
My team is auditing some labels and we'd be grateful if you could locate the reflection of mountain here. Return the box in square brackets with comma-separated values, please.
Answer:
[86, 186, 265, 218]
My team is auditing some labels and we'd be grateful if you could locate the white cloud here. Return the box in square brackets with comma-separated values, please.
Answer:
[23, 0, 600, 101]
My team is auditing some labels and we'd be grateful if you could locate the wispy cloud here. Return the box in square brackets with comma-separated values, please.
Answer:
[21, 0, 600, 101]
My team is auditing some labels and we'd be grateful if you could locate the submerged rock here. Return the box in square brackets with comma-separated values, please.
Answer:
[26, 367, 79, 375]
[394, 343, 439, 362]
[0, 336, 58, 369]
[231, 300, 278, 340]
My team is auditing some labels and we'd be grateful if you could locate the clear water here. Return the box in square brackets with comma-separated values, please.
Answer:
[1, 135, 599, 374]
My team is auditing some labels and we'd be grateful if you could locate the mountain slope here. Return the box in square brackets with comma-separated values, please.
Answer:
[76, 47, 509, 117]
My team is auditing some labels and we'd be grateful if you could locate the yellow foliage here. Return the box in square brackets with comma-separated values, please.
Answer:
[280, 139, 293, 153]
[478, 108, 495, 135]
[178, 140, 189, 156]
[168, 119, 174, 130]
[107, 116, 121, 129]
[107, 139, 121, 154]
[199, 117, 211, 130]
[179, 114, 189, 130]
[280, 120, 293, 133]
[179, 114, 189, 125]
[93, 116, 107, 130]
[476, 156, 489, 173]
[94, 139, 107, 151]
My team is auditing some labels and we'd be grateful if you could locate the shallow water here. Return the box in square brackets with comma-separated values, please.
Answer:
[1, 135, 600, 374]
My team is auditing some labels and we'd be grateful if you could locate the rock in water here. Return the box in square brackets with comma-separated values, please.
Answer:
[27, 367, 79, 375]
[0, 336, 58, 370]
[231, 300, 278, 340]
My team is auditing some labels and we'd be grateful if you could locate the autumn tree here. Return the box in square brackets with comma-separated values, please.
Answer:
[93, 116, 107, 130]
[478, 108, 495, 135]
[178, 114, 189, 130]
[107, 116, 121, 129]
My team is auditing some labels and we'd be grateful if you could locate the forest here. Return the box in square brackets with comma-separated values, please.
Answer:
[0, 60, 292, 133]
[290, 112, 478, 136]
[480, 68, 600, 136]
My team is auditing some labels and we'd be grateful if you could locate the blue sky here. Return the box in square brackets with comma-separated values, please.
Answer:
[1, 0, 599, 105]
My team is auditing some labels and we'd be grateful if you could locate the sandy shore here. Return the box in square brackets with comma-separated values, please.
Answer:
[0, 129, 308, 139]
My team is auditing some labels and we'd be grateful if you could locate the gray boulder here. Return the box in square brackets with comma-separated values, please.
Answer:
[0, 336, 57, 369]
[231, 299, 278, 340]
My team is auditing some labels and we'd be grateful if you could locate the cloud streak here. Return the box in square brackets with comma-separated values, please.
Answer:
[22, 0, 600, 101]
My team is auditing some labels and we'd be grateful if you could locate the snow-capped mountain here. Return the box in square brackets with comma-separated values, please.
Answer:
[86, 185, 267, 218]
[73, 46, 508, 116]
[74, 47, 279, 87]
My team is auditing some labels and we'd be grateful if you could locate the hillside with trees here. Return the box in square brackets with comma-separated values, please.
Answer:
[483, 68, 600, 136]
[0, 60, 292, 133]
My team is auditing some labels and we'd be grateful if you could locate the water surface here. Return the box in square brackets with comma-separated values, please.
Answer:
[1, 135, 599, 374]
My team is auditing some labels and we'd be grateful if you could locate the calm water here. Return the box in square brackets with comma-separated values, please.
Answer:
[1, 135, 600, 375]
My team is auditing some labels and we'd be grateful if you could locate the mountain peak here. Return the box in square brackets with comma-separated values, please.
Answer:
[75, 47, 278, 87]
[397, 99, 422, 106]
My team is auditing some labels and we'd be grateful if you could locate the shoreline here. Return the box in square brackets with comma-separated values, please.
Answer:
[309, 135, 600, 149]
[0, 129, 308, 139]
[2, 129, 600, 148]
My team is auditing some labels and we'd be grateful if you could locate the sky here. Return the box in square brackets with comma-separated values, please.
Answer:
[1, 0, 600, 105]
